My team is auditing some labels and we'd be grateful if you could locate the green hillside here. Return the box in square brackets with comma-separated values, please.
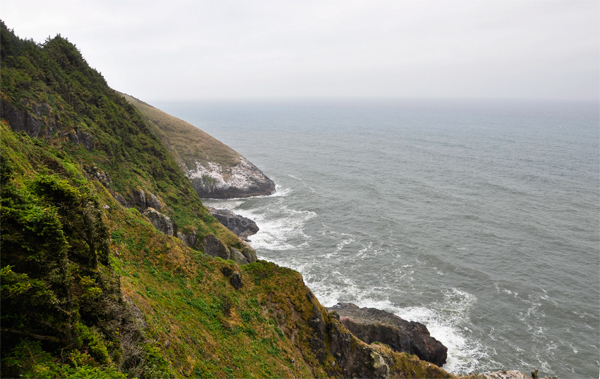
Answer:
[0, 22, 464, 379]
[119, 93, 239, 172]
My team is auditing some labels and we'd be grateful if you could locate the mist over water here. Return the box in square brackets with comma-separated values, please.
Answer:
[157, 99, 600, 378]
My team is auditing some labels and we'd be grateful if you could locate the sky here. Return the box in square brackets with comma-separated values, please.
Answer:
[2, 0, 599, 102]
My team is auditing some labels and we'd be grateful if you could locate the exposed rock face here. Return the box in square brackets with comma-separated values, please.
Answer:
[118, 189, 163, 212]
[1, 101, 94, 150]
[207, 207, 259, 240]
[202, 234, 231, 260]
[133, 189, 147, 211]
[124, 296, 148, 329]
[177, 230, 197, 248]
[327, 302, 448, 367]
[146, 192, 162, 210]
[201, 235, 256, 265]
[188, 157, 276, 198]
[142, 208, 174, 236]
[115, 194, 129, 208]
[2, 102, 42, 138]
[69, 129, 94, 151]
[230, 248, 249, 265]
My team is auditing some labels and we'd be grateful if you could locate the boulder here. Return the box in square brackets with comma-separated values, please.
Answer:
[207, 207, 259, 240]
[230, 248, 249, 265]
[240, 246, 257, 263]
[133, 189, 147, 211]
[230, 272, 243, 290]
[115, 193, 129, 208]
[201, 234, 230, 260]
[143, 208, 173, 236]
[327, 303, 448, 367]
[146, 191, 162, 210]
[69, 129, 94, 151]
[177, 230, 197, 248]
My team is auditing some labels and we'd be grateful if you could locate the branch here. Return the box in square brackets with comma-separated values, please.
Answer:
[1, 328, 61, 343]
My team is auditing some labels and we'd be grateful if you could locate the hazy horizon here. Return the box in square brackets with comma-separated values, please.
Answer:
[3, 1, 599, 103]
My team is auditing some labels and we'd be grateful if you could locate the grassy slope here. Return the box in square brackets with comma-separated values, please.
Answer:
[1, 22, 468, 379]
[120, 93, 240, 171]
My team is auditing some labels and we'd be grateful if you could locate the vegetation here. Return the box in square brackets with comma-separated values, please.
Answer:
[120, 93, 241, 173]
[1, 21, 461, 378]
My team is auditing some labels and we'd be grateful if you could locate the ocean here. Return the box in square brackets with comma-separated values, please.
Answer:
[155, 99, 599, 378]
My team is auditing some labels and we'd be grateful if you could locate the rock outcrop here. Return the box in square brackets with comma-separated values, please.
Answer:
[201, 235, 256, 265]
[327, 302, 448, 367]
[207, 207, 259, 240]
[177, 229, 197, 248]
[142, 208, 174, 236]
[114, 189, 163, 213]
[188, 157, 275, 199]
[1, 101, 94, 150]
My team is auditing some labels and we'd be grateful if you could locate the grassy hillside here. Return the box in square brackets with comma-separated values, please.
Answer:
[1, 22, 468, 379]
[120, 93, 240, 171]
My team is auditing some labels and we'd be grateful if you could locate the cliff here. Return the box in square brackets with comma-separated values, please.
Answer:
[120, 93, 276, 199]
[0, 21, 545, 379]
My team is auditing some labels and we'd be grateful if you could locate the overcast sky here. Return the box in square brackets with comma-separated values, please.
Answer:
[2, 1, 599, 101]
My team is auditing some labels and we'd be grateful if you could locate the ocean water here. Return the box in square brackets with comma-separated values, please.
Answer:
[155, 99, 600, 378]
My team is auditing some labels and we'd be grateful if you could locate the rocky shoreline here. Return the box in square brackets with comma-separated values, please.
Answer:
[207, 207, 259, 241]
[327, 302, 448, 367]
[208, 208, 558, 379]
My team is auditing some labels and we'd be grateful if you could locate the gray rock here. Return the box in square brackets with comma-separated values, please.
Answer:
[143, 208, 173, 236]
[188, 157, 276, 199]
[207, 207, 259, 240]
[146, 191, 161, 210]
[77, 130, 94, 151]
[67, 129, 94, 151]
[2, 102, 42, 138]
[133, 189, 147, 211]
[230, 272, 243, 290]
[240, 246, 257, 263]
[115, 194, 129, 208]
[230, 248, 249, 265]
[177, 230, 197, 248]
[327, 303, 448, 367]
[201, 234, 230, 260]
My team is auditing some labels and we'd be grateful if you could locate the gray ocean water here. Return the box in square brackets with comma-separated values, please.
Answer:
[155, 99, 600, 378]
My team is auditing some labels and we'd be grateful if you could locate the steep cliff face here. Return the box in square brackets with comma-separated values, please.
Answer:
[121, 93, 276, 199]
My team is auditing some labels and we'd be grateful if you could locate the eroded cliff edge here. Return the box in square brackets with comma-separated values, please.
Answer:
[121, 93, 276, 198]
